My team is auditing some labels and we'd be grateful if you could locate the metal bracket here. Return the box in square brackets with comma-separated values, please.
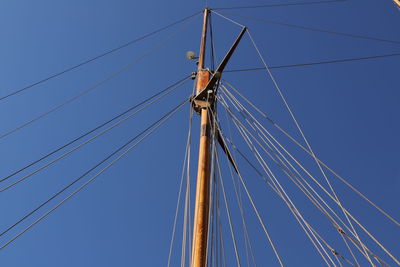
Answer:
[192, 26, 247, 104]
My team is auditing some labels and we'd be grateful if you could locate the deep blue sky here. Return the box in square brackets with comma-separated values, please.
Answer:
[0, 0, 399, 266]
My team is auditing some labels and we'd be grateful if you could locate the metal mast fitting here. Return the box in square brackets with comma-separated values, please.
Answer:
[192, 26, 247, 113]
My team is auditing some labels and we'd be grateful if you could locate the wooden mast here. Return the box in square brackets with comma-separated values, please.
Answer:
[191, 8, 211, 267]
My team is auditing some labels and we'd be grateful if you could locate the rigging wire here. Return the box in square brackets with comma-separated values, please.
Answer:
[215, 149, 242, 267]
[231, 145, 365, 267]
[246, 29, 374, 263]
[218, 90, 399, 265]
[215, 167, 228, 267]
[218, 90, 369, 252]
[167, 105, 192, 267]
[222, 101, 390, 267]
[0, 96, 190, 239]
[222, 108, 258, 267]
[216, 126, 285, 267]
[181, 107, 193, 267]
[224, 52, 400, 72]
[209, 163, 218, 266]
[0, 11, 200, 102]
[0, 17, 198, 141]
[204, 91, 218, 266]
[221, 80, 400, 228]
[211, 10, 246, 28]
[220, 12, 400, 45]
[212, 0, 347, 10]
[0, 77, 191, 193]
[207, 103, 243, 267]
[217, 97, 335, 266]
[186, 81, 198, 265]
[208, 12, 216, 71]
[225, 92, 358, 264]
[0, 75, 190, 184]
[211, 104, 285, 266]
[220, 131, 359, 266]
[0, 97, 190, 250]
[219, 88, 362, 266]
[180, 104, 194, 267]
[220, 86, 399, 266]
[223, 131, 337, 265]
[208, 174, 216, 266]
[218, 92, 369, 260]
[219, 103, 384, 266]
[221, 94, 326, 265]
[222, 149, 257, 267]
[221, 95, 363, 266]
[213, 16, 391, 242]
[208, 102, 228, 267]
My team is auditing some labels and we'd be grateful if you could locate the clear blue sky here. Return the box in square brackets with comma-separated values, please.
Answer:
[0, 0, 399, 266]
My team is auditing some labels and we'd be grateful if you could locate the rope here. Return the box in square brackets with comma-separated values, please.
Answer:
[0, 97, 189, 250]
[0, 11, 200, 102]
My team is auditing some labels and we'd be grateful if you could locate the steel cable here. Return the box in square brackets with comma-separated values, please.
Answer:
[220, 12, 400, 45]
[0, 97, 189, 249]
[212, 0, 347, 10]
[224, 53, 400, 72]
[0, 77, 191, 192]
[0, 11, 200, 102]
[0, 75, 190, 184]
[0, 16, 198, 141]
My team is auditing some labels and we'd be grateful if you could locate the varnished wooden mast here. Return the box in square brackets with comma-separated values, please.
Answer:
[191, 8, 211, 267]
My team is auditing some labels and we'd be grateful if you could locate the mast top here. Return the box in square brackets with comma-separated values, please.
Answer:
[197, 8, 210, 71]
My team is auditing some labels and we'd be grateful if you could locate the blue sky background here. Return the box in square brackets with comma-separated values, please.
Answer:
[0, 0, 399, 266]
